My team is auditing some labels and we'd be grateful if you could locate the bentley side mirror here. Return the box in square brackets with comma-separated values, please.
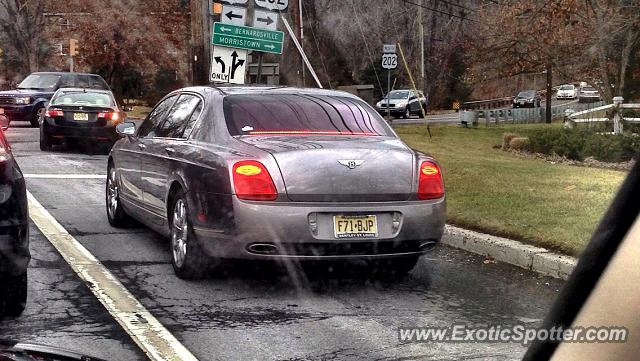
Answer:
[116, 121, 136, 136]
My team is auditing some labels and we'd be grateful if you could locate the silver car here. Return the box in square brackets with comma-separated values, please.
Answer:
[106, 86, 446, 279]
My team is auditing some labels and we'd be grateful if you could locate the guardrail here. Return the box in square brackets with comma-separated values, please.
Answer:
[461, 97, 513, 110]
[460, 101, 606, 126]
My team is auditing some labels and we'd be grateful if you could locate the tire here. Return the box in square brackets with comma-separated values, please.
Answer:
[169, 190, 211, 279]
[106, 163, 132, 227]
[367, 255, 420, 279]
[0, 273, 27, 318]
[30, 106, 44, 127]
[402, 107, 410, 119]
[39, 126, 52, 151]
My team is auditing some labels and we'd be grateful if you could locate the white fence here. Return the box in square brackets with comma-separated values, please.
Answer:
[567, 97, 640, 134]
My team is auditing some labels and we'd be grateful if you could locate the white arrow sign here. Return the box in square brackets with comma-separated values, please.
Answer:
[210, 46, 247, 85]
[220, 5, 247, 26]
[219, 0, 248, 4]
[254, 0, 288, 12]
[253, 10, 278, 31]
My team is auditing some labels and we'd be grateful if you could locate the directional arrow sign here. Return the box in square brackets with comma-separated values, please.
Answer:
[212, 22, 284, 54]
[220, 5, 246, 26]
[253, 10, 278, 31]
[219, 0, 248, 4]
[254, 0, 288, 11]
[210, 46, 247, 84]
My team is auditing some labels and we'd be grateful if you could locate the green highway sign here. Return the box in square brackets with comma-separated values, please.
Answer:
[212, 22, 284, 54]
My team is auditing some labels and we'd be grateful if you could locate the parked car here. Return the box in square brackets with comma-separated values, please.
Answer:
[556, 84, 578, 100]
[578, 85, 601, 103]
[40, 88, 124, 152]
[106, 87, 446, 279]
[512, 90, 541, 108]
[0, 72, 110, 128]
[0, 129, 29, 317]
[375, 89, 427, 118]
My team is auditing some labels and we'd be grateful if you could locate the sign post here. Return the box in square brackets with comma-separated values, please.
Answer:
[382, 45, 398, 119]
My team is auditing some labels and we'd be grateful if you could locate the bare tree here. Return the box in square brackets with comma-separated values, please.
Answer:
[0, 0, 47, 73]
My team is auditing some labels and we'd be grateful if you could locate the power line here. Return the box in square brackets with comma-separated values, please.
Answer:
[398, 0, 474, 21]
[349, 0, 385, 96]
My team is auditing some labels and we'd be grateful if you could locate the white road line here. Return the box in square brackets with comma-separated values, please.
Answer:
[24, 174, 106, 179]
[27, 191, 198, 361]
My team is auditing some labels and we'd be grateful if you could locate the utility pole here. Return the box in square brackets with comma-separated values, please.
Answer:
[418, 0, 425, 92]
[299, 0, 305, 87]
[190, 0, 207, 85]
[290, 0, 303, 86]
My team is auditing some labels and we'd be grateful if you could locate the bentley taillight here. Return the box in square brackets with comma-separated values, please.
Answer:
[232, 161, 277, 201]
[417, 161, 444, 200]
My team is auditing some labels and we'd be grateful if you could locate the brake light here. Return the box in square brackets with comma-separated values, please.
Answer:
[249, 130, 378, 136]
[417, 161, 444, 200]
[98, 111, 121, 124]
[45, 109, 64, 117]
[232, 161, 277, 201]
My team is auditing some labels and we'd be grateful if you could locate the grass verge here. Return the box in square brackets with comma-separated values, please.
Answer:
[125, 106, 152, 119]
[396, 123, 628, 256]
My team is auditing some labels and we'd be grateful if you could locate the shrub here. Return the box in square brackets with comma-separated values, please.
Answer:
[509, 137, 531, 151]
[526, 128, 640, 162]
[502, 132, 520, 150]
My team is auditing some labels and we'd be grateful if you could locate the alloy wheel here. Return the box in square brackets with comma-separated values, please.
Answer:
[171, 199, 188, 268]
[107, 168, 119, 219]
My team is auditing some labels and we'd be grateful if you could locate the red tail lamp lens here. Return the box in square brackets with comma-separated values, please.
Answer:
[232, 161, 277, 201]
[417, 161, 444, 200]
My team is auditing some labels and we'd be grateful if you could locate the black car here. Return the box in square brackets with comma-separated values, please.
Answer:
[40, 88, 124, 152]
[0, 129, 29, 317]
[0, 72, 109, 127]
[512, 90, 541, 108]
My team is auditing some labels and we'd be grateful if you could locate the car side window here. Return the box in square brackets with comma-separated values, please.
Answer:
[137, 95, 177, 138]
[181, 101, 203, 139]
[154, 94, 201, 138]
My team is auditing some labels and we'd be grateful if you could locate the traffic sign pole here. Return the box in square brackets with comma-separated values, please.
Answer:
[387, 70, 391, 119]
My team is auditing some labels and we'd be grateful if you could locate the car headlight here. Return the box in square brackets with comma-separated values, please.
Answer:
[15, 97, 31, 105]
[396, 101, 407, 108]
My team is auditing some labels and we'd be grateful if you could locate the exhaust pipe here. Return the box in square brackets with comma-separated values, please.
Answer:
[419, 241, 438, 253]
[247, 243, 279, 255]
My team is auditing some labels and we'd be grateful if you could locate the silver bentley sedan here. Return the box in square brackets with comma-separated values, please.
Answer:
[106, 86, 446, 279]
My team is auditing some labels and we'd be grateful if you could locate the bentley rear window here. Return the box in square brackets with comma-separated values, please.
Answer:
[223, 94, 392, 136]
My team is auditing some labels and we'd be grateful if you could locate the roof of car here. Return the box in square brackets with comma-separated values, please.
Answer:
[176, 85, 360, 99]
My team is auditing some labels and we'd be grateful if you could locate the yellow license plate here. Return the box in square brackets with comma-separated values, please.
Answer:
[73, 112, 89, 121]
[334, 215, 378, 238]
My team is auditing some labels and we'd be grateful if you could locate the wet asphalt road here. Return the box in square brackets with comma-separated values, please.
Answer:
[0, 123, 565, 361]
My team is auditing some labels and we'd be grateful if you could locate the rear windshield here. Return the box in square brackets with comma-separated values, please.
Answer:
[51, 92, 114, 107]
[582, 86, 596, 91]
[518, 90, 535, 97]
[223, 94, 392, 137]
[559, 85, 574, 90]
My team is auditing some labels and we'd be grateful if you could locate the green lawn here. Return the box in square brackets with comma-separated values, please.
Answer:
[396, 124, 628, 256]
[124, 106, 152, 120]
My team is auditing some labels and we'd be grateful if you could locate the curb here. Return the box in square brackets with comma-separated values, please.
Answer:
[441, 225, 577, 280]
